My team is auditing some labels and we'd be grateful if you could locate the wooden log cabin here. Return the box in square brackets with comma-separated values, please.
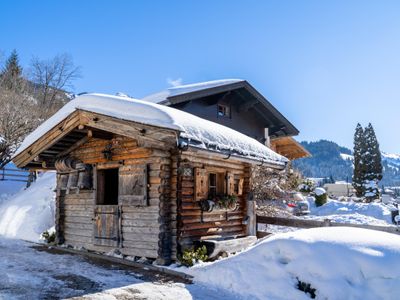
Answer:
[13, 91, 291, 265]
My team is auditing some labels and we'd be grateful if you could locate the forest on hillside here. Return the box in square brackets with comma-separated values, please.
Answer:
[293, 140, 400, 187]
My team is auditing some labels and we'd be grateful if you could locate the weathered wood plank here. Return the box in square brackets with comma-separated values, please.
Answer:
[122, 211, 160, 220]
[122, 226, 160, 234]
[64, 210, 93, 217]
[64, 228, 92, 238]
[256, 215, 400, 234]
[64, 222, 93, 230]
[121, 240, 159, 250]
[122, 233, 159, 243]
[64, 216, 92, 224]
[120, 247, 158, 258]
[121, 219, 158, 227]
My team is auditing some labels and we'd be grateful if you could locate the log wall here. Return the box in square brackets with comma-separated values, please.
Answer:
[177, 151, 251, 249]
[55, 135, 177, 262]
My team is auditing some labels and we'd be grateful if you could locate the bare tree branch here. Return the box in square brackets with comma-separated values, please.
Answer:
[29, 53, 81, 117]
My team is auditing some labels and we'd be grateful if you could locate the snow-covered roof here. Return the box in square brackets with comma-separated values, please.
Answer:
[142, 79, 244, 103]
[14, 93, 288, 166]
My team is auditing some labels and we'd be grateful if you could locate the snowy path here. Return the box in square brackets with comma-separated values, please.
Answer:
[0, 238, 237, 300]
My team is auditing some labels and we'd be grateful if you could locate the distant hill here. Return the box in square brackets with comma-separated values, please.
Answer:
[293, 140, 400, 187]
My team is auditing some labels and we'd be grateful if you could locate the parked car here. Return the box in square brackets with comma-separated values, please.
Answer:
[286, 192, 310, 215]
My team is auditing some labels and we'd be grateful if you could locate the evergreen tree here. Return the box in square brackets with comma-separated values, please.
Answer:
[363, 123, 382, 200]
[352, 123, 366, 197]
[1, 49, 23, 89]
[364, 123, 383, 180]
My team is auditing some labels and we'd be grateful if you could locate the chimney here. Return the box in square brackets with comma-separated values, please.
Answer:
[264, 128, 270, 147]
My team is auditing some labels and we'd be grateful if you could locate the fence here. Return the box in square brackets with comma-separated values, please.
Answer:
[256, 215, 400, 238]
[0, 168, 36, 187]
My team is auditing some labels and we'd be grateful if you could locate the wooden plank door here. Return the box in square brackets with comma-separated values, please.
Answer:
[93, 205, 120, 247]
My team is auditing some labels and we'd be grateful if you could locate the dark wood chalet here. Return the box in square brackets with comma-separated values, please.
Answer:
[142, 79, 310, 160]
[13, 91, 291, 265]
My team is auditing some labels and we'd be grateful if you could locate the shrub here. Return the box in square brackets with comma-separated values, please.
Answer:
[315, 192, 327, 207]
[41, 230, 56, 244]
[179, 246, 208, 267]
[297, 279, 317, 299]
[298, 179, 315, 194]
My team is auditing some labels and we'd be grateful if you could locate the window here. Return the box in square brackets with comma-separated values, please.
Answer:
[208, 172, 225, 198]
[217, 104, 230, 118]
[96, 168, 119, 205]
[234, 179, 240, 195]
[209, 173, 217, 198]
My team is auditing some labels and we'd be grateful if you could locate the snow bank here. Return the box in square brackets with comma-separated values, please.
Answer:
[187, 227, 400, 300]
[0, 172, 56, 242]
[15, 93, 287, 166]
[308, 199, 394, 224]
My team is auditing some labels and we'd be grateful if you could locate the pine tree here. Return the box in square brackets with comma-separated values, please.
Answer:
[1, 49, 23, 89]
[352, 123, 366, 197]
[363, 123, 382, 200]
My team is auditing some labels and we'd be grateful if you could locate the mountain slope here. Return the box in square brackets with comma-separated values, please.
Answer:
[293, 140, 400, 186]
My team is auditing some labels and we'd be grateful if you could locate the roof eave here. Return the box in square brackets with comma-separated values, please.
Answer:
[165, 80, 299, 137]
[185, 145, 288, 170]
[242, 81, 300, 136]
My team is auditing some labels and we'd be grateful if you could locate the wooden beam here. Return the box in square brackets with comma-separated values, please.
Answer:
[57, 136, 90, 157]
[79, 111, 177, 150]
[14, 111, 81, 167]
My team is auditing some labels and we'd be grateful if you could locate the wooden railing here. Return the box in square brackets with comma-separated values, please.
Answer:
[256, 215, 400, 238]
[0, 168, 36, 187]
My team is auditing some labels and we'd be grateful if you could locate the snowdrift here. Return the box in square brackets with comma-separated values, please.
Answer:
[187, 227, 400, 300]
[308, 199, 394, 225]
[0, 172, 56, 241]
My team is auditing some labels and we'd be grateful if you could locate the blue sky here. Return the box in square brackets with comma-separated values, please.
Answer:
[1, 1, 400, 152]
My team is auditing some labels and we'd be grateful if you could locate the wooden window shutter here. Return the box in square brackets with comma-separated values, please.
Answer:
[118, 164, 148, 206]
[194, 168, 208, 201]
[238, 178, 244, 196]
[226, 172, 235, 195]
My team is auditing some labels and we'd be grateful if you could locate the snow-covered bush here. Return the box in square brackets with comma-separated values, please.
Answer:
[252, 165, 303, 201]
[41, 228, 56, 244]
[314, 187, 327, 207]
[364, 180, 380, 202]
[298, 179, 314, 194]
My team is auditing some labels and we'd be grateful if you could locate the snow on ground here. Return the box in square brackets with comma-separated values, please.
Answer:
[340, 153, 353, 160]
[0, 237, 236, 300]
[184, 227, 400, 300]
[304, 198, 395, 225]
[0, 172, 56, 241]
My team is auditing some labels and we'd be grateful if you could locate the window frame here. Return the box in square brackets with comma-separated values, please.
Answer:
[96, 167, 119, 205]
[217, 103, 231, 118]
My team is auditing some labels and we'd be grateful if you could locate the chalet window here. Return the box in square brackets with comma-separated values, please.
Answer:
[217, 104, 230, 118]
[234, 179, 239, 195]
[209, 173, 217, 198]
[208, 172, 225, 198]
[195, 168, 244, 201]
[96, 168, 119, 205]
